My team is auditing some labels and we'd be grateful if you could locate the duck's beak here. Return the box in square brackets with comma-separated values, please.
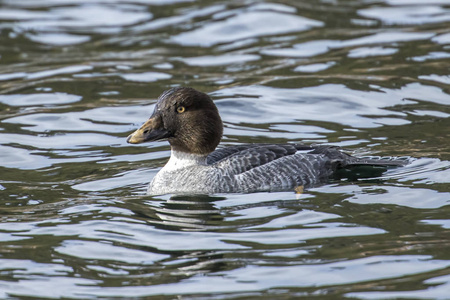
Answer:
[127, 115, 170, 144]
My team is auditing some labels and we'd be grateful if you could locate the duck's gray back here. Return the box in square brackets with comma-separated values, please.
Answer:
[148, 144, 390, 195]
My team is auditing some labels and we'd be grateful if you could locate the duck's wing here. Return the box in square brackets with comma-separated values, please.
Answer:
[207, 144, 315, 173]
[208, 144, 407, 175]
[207, 144, 407, 192]
[206, 144, 263, 164]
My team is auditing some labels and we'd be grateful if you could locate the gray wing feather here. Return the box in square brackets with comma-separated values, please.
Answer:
[207, 143, 313, 166]
[208, 144, 407, 192]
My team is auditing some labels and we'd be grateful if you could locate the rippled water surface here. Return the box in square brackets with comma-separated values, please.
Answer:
[1, 0, 450, 299]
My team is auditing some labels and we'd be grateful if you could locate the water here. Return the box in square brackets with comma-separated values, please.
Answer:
[0, 0, 449, 299]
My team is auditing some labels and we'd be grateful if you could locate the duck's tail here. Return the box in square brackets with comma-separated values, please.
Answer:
[344, 155, 409, 167]
[336, 155, 409, 180]
[309, 145, 409, 180]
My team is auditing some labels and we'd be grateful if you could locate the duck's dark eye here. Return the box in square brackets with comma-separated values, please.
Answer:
[177, 106, 185, 114]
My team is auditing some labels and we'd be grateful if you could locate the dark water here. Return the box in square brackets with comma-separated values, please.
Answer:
[1, 0, 450, 299]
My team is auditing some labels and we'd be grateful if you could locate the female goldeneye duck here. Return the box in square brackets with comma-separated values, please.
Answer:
[127, 87, 406, 195]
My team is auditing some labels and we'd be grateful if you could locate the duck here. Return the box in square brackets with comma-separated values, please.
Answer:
[127, 87, 406, 195]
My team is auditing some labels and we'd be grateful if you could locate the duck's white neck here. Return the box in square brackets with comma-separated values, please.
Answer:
[163, 150, 208, 171]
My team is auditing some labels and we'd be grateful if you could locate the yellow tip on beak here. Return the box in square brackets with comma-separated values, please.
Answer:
[127, 129, 145, 144]
[127, 118, 154, 144]
[127, 116, 169, 144]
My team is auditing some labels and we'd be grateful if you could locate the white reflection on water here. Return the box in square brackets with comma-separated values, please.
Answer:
[0, 92, 82, 106]
[27, 32, 91, 46]
[13, 217, 384, 250]
[0, 144, 106, 170]
[262, 32, 433, 58]
[419, 74, 450, 85]
[171, 10, 323, 46]
[1, 255, 447, 298]
[0, 0, 450, 299]
[177, 54, 261, 67]
[294, 62, 336, 73]
[331, 184, 450, 209]
[347, 47, 398, 58]
[214, 83, 448, 128]
[55, 240, 169, 263]
[1, 4, 152, 33]
[347, 274, 450, 299]
[358, 4, 450, 25]
[0, 66, 93, 81]
[411, 51, 450, 62]
[120, 71, 172, 82]
[432, 32, 450, 44]
[261, 40, 341, 57]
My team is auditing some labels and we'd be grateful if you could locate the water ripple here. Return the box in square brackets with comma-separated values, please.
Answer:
[0, 0, 449, 299]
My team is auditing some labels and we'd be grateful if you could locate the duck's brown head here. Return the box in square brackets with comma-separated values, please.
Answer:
[127, 87, 223, 155]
